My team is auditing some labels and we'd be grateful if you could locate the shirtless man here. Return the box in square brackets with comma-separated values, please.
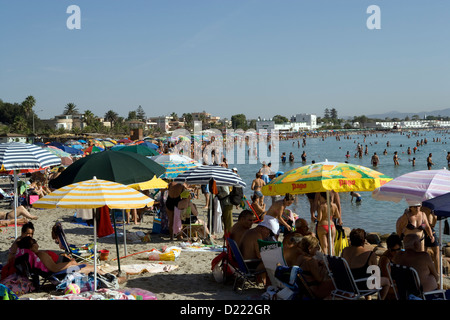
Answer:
[392, 234, 440, 293]
[265, 193, 295, 234]
[238, 219, 278, 285]
[371, 152, 380, 167]
[251, 172, 265, 206]
[229, 210, 254, 246]
[316, 192, 341, 254]
[0, 205, 38, 221]
[426, 153, 434, 170]
[165, 182, 186, 240]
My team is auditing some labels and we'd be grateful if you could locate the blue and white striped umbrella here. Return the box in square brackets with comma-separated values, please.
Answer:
[0, 142, 61, 238]
[0, 142, 61, 170]
[174, 165, 246, 187]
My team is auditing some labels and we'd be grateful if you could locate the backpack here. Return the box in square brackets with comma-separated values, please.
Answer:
[229, 187, 243, 206]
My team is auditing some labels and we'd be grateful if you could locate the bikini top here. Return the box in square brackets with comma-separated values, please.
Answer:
[405, 213, 426, 231]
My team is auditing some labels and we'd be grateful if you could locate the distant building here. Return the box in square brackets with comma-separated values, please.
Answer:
[0, 133, 29, 143]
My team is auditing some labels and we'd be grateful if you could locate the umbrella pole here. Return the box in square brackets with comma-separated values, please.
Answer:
[326, 190, 332, 256]
[122, 209, 128, 256]
[13, 170, 18, 239]
[439, 219, 443, 290]
[94, 209, 98, 291]
[112, 211, 121, 273]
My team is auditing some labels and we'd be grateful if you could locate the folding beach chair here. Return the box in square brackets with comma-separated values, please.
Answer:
[388, 263, 447, 300]
[274, 265, 316, 300]
[14, 251, 86, 292]
[226, 238, 265, 293]
[52, 222, 94, 263]
[0, 187, 14, 203]
[324, 254, 381, 300]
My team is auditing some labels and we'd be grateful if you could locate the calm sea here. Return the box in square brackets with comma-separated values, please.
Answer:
[226, 129, 450, 241]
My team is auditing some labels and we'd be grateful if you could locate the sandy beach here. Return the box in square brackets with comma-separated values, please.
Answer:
[0, 194, 266, 301]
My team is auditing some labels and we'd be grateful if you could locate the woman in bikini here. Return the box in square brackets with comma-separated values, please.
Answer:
[396, 203, 434, 252]
[316, 192, 341, 255]
[342, 228, 390, 300]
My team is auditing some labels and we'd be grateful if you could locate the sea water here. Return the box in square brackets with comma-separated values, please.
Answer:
[226, 130, 450, 242]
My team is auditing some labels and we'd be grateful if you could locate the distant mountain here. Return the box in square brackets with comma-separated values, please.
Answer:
[365, 108, 450, 120]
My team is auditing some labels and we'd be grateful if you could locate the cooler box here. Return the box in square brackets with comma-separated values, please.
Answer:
[152, 218, 161, 234]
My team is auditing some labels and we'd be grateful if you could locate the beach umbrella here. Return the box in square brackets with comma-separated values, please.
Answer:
[128, 176, 168, 191]
[150, 153, 198, 164]
[135, 141, 159, 150]
[372, 169, 450, 204]
[174, 164, 246, 187]
[43, 146, 72, 158]
[33, 177, 154, 291]
[0, 142, 61, 238]
[49, 142, 84, 155]
[174, 165, 246, 234]
[111, 144, 159, 156]
[261, 160, 392, 255]
[157, 161, 203, 180]
[117, 138, 132, 144]
[49, 150, 166, 189]
[84, 145, 104, 154]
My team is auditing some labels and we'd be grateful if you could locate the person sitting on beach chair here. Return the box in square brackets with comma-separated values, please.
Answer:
[229, 210, 254, 247]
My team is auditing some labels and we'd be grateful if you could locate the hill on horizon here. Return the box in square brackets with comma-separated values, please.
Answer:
[360, 107, 450, 120]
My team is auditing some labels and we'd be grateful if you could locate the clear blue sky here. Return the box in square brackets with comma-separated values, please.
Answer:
[1, 0, 449, 121]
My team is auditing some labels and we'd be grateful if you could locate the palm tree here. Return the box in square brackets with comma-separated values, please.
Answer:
[13, 116, 29, 133]
[22, 95, 36, 119]
[104, 110, 119, 127]
[64, 102, 79, 115]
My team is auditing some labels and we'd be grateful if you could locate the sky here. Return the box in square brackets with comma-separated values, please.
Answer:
[1, 0, 449, 121]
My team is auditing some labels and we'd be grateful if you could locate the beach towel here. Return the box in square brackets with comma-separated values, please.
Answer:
[173, 207, 182, 235]
[97, 206, 114, 238]
[213, 197, 223, 234]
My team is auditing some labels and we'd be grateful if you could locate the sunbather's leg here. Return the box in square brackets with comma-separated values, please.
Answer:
[14, 205, 38, 220]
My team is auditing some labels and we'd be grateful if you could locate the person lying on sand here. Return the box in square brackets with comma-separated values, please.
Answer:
[0, 205, 38, 221]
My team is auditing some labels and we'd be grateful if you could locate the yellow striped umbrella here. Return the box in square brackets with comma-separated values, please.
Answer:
[32, 177, 154, 291]
[33, 177, 154, 209]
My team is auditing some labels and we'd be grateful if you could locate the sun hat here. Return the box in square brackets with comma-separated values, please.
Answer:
[258, 216, 280, 235]
[406, 199, 422, 207]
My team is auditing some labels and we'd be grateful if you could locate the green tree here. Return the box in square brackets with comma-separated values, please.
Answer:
[324, 108, 330, 120]
[330, 108, 338, 120]
[127, 110, 137, 120]
[21, 95, 36, 119]
[104, 110, 119, 127]
[231, 114, 247, 129]
[64, 102, 79, 115]
[170, 112, 179, 121]
[136, 105, 146, 120]
[12, 116, 28, 133]
[272, 115, 289, 124]
[182, 113, 193, 131]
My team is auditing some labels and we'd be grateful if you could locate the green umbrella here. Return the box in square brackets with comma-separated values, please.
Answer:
[49, 150, 165, 189]
[111, 144, 159, 156]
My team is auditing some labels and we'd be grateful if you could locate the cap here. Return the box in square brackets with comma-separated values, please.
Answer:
[232, 168, 238, 172]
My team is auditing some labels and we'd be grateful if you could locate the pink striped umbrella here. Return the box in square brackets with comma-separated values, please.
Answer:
[372, 169, 450, 204]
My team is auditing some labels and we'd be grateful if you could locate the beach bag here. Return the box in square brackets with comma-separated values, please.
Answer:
[0, 273, 35, 296]
[96, 273, 119, 290]
[229, 187, 243, 206]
